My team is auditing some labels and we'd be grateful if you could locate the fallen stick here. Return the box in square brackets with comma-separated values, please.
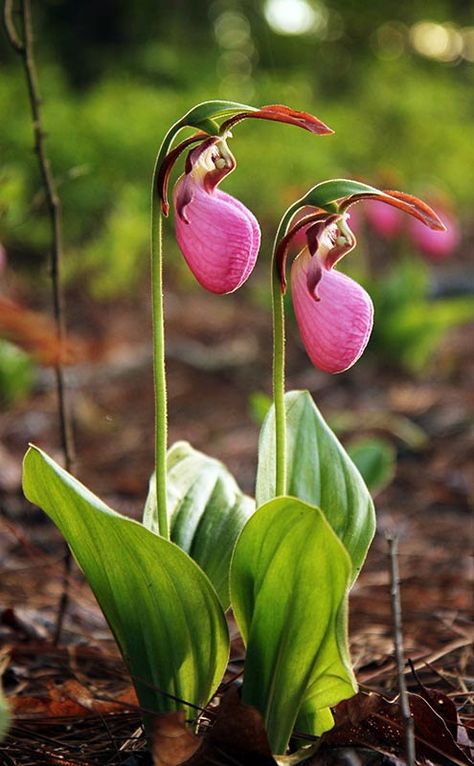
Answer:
[387, 533, 416, 766]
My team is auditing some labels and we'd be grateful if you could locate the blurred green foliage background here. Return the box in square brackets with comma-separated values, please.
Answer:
[1, 0, 473, 374]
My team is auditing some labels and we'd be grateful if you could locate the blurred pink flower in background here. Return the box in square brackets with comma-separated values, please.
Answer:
[363, 187, 460, 262]
[364, 199, 403, 239]
[408, 207, 460, 261]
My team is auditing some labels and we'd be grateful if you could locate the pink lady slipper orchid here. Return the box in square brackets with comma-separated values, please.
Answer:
[156, 105, 333, 294]
[275, 188, 446, 373]
[173, 137, 260, 294]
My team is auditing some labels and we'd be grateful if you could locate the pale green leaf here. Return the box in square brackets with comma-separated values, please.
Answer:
[256, 391, 375, 582]
[249, 391, 272, 426]
[181, 99, 258, 131]
[348, 437, 396, 495]
[294, 705, 334, 740]
[230, 496, 356, 755]
[23, 446, 229, 728]
[144, 441, 255, 609]
[294, 604, 349, 740]
[297, 179, 382, 210]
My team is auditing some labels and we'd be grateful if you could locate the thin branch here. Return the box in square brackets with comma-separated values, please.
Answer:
[2, 0, 23, 51]
[387, 533, 416, 766]
[5, 0, 75, 645]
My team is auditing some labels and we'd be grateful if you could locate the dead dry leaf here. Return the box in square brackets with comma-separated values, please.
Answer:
[152, 711, 201, 766]
[0, 296, 83, 365]
[152, 688, 277, 766]
[13, 678, 137, 718]
[323, 691, 473, 766]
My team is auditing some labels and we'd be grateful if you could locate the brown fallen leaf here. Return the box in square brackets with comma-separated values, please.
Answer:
[408, 670, 474, 762]
[199, 686, 276, 764]
[0, 296, 82, 365]
[152, 711, 202, 766]
[152, 688, 277, 766]
[322, 691, 473, 766]
[62, 679, 138, 713]
[13, 678, 137, 718]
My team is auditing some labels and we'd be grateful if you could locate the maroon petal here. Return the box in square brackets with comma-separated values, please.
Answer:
[173, 180, 260, 294]
[220, 104, 333, 136]
[156, 132, 208, 216]
[175, 138, 237, 222]
[291, 249, 374, 374]
[341, 190, 446, 231]
[323, 218, 357, 271]
[275, 212, 331, 293]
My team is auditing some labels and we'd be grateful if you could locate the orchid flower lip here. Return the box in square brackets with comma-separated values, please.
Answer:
[291, 249, 374, 374]
[173, 136, 261, 295]
[173, 181, 260, 295]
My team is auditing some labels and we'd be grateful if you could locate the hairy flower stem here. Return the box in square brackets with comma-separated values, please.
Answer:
[151, 169, 169, 540]
[271, 262, 287, 496]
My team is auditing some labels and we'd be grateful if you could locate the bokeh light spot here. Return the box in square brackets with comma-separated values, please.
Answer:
[372, 22, 406, 60]
[264, 0, 318, 36]
[410, 21, 463, 62]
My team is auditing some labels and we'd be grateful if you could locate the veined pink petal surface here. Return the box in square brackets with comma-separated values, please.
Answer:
[291, 249, 374, 373]
[173, 180, 260, 294]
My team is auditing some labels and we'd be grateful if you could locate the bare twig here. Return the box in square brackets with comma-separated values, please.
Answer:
[2, 0, 22, 51]
[4, 0, 75, 645]
[387, 533, 416, 766]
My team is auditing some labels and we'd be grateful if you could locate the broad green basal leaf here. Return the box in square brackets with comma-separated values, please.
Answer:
[294, 604, 349, 741]
[230, 496, 356, 755]
[295, 705, 334, 740]
[144, 441, 255, 609]
[256, 390, 375, 582]
[23, 446, 229, 727]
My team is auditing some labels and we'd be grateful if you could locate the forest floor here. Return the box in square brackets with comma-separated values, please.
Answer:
[0, 275, 472, 765]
